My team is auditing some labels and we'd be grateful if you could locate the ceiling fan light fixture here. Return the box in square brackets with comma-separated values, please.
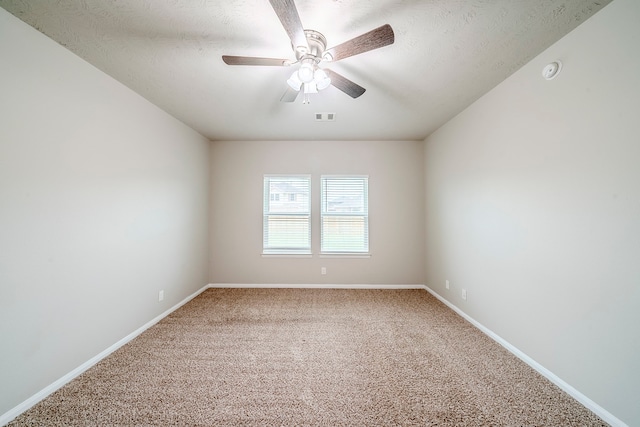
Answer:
[314, 68, 331, 91]
[287, 71, 303, 91]
[303, 82, 318, 94]
[298, 62, 315, 83]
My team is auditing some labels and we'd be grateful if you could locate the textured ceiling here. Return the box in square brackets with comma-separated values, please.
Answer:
[0, 0, 611, 141]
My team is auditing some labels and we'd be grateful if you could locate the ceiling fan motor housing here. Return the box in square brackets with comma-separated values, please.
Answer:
[295, 30, 327, 63]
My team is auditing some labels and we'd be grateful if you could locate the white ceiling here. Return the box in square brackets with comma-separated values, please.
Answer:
[1, 0, 611, 141]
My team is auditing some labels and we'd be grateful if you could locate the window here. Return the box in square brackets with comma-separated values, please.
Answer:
[263, 175, 311, 254]
[321, 176, 369, 254]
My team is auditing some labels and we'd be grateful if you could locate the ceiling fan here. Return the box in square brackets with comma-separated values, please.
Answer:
[222, 0, 395, 104]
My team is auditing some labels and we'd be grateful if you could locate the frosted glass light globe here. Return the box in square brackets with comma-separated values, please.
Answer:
[298, 63, 315, 83]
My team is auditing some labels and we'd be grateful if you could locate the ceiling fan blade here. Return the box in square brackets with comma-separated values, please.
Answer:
[222, 55, 290, 66]
[325, 24, 395, 62]
[280, 87, 300, 102]
[268, 0, 308, 51]
[325, 69, 366, 99]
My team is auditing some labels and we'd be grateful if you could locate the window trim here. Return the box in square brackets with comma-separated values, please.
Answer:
[320, 175, 370, 255]
[262, 174, 312, 255]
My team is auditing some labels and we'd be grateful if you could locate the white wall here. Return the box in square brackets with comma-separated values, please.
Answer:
[423, 0, 640, 425]
[0, 8, 210, 418]
[210, 140, 425, 285]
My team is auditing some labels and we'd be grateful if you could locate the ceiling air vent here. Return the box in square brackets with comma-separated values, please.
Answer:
[315, 112, 336, 122]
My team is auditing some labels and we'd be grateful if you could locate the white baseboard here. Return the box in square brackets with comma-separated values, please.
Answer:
[207, 283, 426, 289]
[2, 283, 625, 427]
[421, 285, 626, 427]
[0, 284, 210, 427]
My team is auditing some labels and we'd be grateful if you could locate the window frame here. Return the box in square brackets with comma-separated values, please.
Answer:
[262, 175, 312, 256]
[320, 175, 370, 256]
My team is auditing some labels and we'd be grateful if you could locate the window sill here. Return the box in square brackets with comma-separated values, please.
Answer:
[320, 253, 371, 259]
[262, 253, 313, 258]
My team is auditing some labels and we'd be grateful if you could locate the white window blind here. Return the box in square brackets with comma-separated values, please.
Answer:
[263, 175, 311, 254]
[321, 176, 369, 254]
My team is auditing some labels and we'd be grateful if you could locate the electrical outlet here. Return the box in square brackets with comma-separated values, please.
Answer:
[158, 290, 164, 302]
[445, 280, 450, 290]
[461, 289, 467, 300]
[321, 267, 327, 275]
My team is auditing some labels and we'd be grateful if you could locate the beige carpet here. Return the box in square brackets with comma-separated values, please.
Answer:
[8, 288, 607, 426]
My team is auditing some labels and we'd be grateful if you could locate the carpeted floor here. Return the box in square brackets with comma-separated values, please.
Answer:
[8, 288, 607, 426]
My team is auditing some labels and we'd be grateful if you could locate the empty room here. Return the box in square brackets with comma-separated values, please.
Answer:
[0, 0, 638, 425]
